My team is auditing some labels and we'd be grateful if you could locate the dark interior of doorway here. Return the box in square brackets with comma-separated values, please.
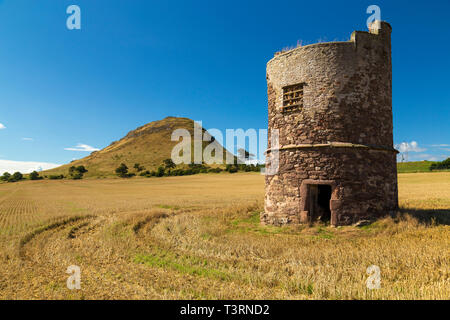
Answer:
[317, 185, 332, 223]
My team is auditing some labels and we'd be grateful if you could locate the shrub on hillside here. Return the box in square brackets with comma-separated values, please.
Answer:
[69, 166, 88, 179]
[76, 166, 88, 174]
[156, 167, 165, 177]
[188, 163, 208, 170]
[171, 169, 185, 176]
[134, 163, 145, 172]
[163, 159, 176, 169]
[71, 173, 83, 180]
[49, 175, 64, 180]
[29, 171, 42, 180]
[139, 170, 150, 177]
[115, 163, 133, 178]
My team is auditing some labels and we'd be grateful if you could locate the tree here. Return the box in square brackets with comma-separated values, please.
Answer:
[156, 166, 165, 177]
[76, 166, 88, 174]
[163, 159, 176, 169]
[29, 171, 41, 180]
[69, 166, 87, 179]
[115, 163, 129, 178]
[442, 158, 450, 169]
[69, 166, 77, 176]
[9, 172, 23, 182]
[430, 157, 450, 171]
[0, 172, 11, 181]
[225, 164, 238, 173]
[71, 172, 83, 180]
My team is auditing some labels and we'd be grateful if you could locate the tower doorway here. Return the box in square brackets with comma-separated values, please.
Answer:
[308, 184, 332, 223]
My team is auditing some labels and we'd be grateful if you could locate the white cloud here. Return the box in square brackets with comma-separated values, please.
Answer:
[395, 141, 426, 153]
[0, 160, 60, 174]
[64, 143, 100, 152]
[426, 155, 450, 161]
[431, 144, 450, 147]
[21, 137, 34, 141]
[430, 144, 450, 152]
[0, 123, 5, 130]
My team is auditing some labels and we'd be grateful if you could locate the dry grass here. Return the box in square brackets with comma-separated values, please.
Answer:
[0, 172, 448, 300]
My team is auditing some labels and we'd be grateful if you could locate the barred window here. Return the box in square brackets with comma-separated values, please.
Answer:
[282, 83, 304, 113]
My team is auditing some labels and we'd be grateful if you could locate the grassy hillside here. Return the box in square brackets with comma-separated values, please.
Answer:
[397, 161, 438, 173]
[44, 117, 233, 178]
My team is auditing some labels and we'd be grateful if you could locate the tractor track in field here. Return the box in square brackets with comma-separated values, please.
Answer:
[132, 212, 170, 235]
[66, 215, 108, 239]
[18, 215, 95, 259]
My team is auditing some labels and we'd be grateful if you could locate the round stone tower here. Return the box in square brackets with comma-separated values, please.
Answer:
[263, 21, 398, 226]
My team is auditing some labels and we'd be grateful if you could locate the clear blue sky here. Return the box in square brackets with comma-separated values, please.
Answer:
[0, 0, 449, 172]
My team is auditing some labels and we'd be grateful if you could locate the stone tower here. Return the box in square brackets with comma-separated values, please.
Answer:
[263, 21, 398, 226]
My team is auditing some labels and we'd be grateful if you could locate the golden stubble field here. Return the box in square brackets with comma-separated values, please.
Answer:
[0, 172, 448, 300]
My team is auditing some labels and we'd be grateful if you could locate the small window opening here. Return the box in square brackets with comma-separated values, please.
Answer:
[282, 83, 304, 113]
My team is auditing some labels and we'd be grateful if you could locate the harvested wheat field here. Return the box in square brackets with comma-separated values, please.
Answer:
[0, 172, 448, 300]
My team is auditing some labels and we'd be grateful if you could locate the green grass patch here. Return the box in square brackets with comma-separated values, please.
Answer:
[229, 211, 301, 236]
[397, 161, 437, 173]
[314, 226, 335, 239]
[134, 249, 231, 281]
[359, 220, 385, 232]
[200, 232, 213, 240]
[231, 211, 261, 225]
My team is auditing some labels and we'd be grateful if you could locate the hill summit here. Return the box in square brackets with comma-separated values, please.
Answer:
[46, 117, 231, 178]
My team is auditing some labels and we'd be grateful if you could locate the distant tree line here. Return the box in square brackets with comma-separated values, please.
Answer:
[430, 158, 450, 171]
[1, 160, 265, 183]
[115, 160, 264, 178]
[0, 165, 89, 183]
[1, 170, 45, 183]
[0, 172, 24, 183]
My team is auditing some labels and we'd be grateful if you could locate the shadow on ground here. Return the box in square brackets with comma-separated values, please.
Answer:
[398, 208, 450, 226]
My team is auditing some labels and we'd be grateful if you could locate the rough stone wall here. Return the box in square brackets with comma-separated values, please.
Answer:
[263, 21, 398, 226]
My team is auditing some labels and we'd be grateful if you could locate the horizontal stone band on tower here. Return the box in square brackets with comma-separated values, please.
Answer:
[266, 142, 399, 154]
